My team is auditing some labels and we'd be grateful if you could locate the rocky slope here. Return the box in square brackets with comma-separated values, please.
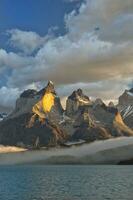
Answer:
[66, 89, 91, 116]
[0, 81, 66, 147]
[71, 102, 133, 142]
[118, 88, 133, 128]
[0, 81, 133, 148]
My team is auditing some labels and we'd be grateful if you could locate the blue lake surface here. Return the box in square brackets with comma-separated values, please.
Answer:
[0, 165, 133, 200]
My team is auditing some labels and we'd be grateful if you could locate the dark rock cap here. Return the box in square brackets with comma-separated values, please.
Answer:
[68, 88, 90, 101]
[20, 89, 37, 98]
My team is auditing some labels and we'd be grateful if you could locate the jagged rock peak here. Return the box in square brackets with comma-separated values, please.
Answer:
[48, 80, 54, 85]
[124, 89, 133, 97]
[94, 98, 103, 106]
[37, 81, 56, 96]
[66, 89, 90, 116]
[68, 88, 90, 101]
[19, 81, 55, 98]
[108, 101, 115, 107]
[46, 80, 55, 93]
[119, 89, 133, 107]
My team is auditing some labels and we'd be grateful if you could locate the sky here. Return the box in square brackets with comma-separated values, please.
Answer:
[0, 0, 133, 112]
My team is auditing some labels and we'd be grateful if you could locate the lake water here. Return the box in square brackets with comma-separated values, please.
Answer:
[0, 165, 133, 200]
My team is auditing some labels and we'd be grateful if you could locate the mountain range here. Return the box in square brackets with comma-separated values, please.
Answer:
[0, 81, 132, 149]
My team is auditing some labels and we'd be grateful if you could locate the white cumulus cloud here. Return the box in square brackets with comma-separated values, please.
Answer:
[7, 29, 50, 55]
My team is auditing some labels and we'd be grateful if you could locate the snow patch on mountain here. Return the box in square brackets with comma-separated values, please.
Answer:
[0, 113, 7, 121]
[122, 105, 133, 119]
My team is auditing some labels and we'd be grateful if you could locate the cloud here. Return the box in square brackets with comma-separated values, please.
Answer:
[0, 49, 34, 70]
[65, 0, 133, 42]
[7, 29, 50, 55]
[0, 0, 133, 111]
[0, 87, 20, 112]
[7, 34, 133, 87]
[0, 82, 42, 112]
[5, 0, 132, 87]
[64, 0, 82, 2]
[58, 77, 133, 101]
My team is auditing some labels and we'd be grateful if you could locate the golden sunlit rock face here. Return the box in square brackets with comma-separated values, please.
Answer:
[42, 93, 55, 112]
[32, 100, 45, 119]
[113, 112, 133, 135]
[114, 112, 125, 125]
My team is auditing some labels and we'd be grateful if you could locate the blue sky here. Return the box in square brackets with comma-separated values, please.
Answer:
[0, 0, 81, 48]
[0, 0, 132, 111]
[0, 0, 79, 33]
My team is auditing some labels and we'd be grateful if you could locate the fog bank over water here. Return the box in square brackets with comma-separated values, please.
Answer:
[1, 137, 133, 164]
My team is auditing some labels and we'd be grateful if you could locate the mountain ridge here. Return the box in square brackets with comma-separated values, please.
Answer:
[0, 81, 132, 148]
